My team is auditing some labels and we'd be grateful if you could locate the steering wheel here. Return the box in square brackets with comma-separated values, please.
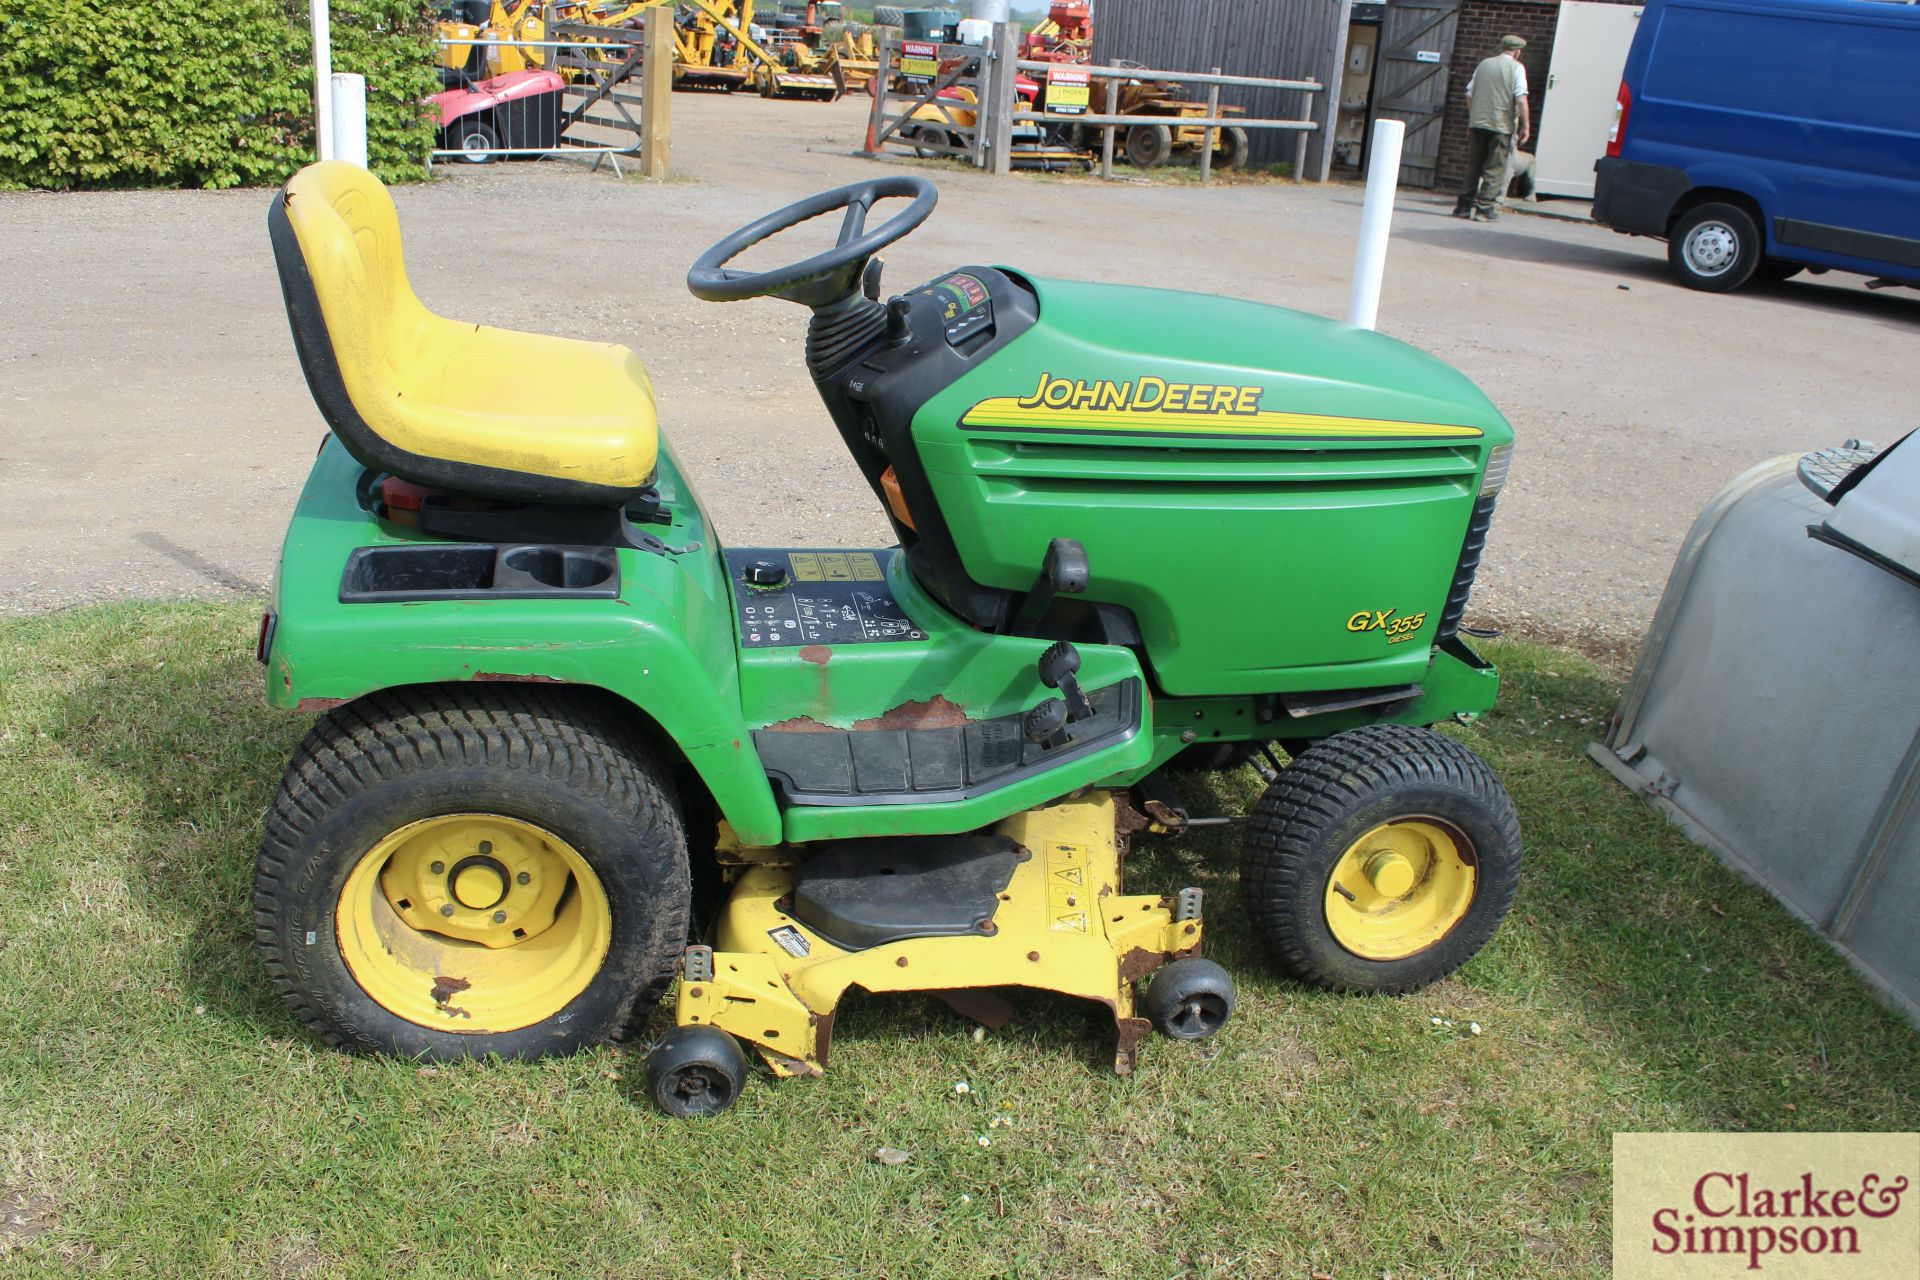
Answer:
[686, 176, 939, 309]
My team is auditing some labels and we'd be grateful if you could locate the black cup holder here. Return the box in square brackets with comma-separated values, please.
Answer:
[502, 547, 615, 591]
[341, 543, 621, 603]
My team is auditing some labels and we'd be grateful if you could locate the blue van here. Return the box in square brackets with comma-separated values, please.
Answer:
[1593, 0, 1920, 292]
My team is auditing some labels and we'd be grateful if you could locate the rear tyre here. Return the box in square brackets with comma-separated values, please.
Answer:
[1143, 958, 1235, 1040]
[451, 119, 499, 164]
[1126, 123, 1173, 169]
[647, 1025, 749, 1117]
[255, 687, 690, 1061]
[1668, 202, 1761, 292]
[1239, 725, 1521, 994]
[1756, 259, 1805, 283]
[1217, 125, 1251, 171]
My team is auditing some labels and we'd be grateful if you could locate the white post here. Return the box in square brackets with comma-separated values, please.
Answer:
[331, 73, 369, 168]
[1346, 118, 1405, 331]
[311, 0, 334, 161]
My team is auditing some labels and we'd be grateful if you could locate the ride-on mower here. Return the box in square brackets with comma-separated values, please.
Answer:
[260, 163, 1521, 1116]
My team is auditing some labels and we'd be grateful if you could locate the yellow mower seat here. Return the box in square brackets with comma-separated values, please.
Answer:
[269, 161, 657, 506]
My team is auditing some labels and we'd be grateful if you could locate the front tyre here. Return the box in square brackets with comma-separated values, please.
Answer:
[254, 687, 690, 1061]
[1239, 725, 1521, 994]
[1669, 202, 1760, 292]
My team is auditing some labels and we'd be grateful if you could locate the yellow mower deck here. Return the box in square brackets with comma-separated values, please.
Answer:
[673, 792, 1204, 1076]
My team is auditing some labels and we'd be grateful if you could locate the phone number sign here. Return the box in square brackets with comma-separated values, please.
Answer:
[1048, 66, 1091, 114]
[900, 40, 939, 83]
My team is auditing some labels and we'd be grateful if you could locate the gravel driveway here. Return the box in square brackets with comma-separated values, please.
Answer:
[3, 91, 1915, 651]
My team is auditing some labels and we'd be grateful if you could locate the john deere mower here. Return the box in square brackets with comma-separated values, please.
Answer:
[260, 163, 1520, 1116]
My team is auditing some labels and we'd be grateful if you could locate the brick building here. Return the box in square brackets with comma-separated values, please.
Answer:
[1435, 0, 1640, 192]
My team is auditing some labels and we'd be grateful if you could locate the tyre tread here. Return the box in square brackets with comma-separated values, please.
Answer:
[253, 685, 689, 1054]
[1239, 724, 1521, 994]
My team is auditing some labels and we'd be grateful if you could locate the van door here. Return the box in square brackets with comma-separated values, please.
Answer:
[1534, 3, 1642, 198]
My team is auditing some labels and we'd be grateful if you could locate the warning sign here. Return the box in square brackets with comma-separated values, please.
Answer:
[1047, 66, 1090, 115]
[1047, 841, 1091, 931]
[900, 40, 939, 83]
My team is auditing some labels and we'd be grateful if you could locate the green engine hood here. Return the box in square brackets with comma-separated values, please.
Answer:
[910, 274, 1516, 697]
[940, 274, 1514, 445]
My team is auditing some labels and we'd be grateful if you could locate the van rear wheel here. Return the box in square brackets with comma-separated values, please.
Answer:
[1669, 202, 1760, 292]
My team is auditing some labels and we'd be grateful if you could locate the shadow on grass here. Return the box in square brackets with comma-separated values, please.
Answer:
[39, 605, 308, 1031]
[1437, 645, 1920, 1130]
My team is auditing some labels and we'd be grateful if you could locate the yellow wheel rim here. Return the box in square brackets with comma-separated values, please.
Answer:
[1323, 819, 1477, 961]
[336, 814, 612, 1033]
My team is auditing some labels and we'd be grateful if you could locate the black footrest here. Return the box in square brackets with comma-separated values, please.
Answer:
[789, 836, 1023, 951]
[754, 678, 1142, 806]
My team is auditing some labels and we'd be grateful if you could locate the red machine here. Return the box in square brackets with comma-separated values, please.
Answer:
[432, 70, 568, 163]
[1021, 1, 1091, 64]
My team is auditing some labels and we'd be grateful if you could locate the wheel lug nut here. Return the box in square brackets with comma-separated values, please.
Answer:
[430, 861, 445, 875]
[478, 841, 493, 854]
[440, 904, 455, 918]
[493, 910, 508, 924]
[516, 872, 531, 886]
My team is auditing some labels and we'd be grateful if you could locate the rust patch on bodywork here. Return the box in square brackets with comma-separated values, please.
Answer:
[1111, 790, 1150, 857]
[1113, 1015, 1152, 1075]
[853, 695, 968, 731]
[797, 645, 832, 666]
[430, 975, 471, 1007]
[295, 697, 349, 713]
[1116, 946, 1170, 984]
[760, 716, 836, 734]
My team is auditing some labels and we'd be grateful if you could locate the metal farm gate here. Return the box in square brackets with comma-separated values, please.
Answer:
[1373, 0, 1461, 187]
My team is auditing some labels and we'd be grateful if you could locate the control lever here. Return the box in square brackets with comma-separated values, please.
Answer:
[1023, 698, 1070, 750]
[885, 295, 913, 345]
[1010, 538, 1089, 632]
[1038, 640, 1094, 722]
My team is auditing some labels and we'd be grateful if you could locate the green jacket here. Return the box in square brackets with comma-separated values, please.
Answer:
[1467, 53, 1523, 134]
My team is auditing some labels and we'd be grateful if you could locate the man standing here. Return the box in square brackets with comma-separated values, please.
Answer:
[1453, 34, 1532, 221]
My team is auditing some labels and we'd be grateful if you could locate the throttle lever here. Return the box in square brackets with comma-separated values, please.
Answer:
[1038, 640, 1095, 722]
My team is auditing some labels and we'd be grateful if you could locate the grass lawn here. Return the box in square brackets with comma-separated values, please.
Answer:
[2, 602, 1915, 1278]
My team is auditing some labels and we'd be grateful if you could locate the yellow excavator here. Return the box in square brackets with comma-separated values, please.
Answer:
[436, 0, 552, 80]
[542, 1, 842, 99]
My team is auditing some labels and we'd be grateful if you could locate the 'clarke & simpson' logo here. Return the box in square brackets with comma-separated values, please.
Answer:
[1649, 1170, 1909, 1271]
[1614, 1133, 1919, 1279]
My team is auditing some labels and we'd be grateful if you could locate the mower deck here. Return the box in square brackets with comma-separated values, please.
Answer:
[674, 791, 1203, 1078]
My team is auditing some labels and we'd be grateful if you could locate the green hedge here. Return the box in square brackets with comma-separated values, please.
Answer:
[0, 0, 441, 189]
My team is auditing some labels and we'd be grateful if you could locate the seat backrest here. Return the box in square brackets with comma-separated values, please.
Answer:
[268, 161, 432, 481]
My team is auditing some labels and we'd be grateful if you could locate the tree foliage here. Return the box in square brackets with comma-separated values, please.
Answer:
[0, 0, 440, 189]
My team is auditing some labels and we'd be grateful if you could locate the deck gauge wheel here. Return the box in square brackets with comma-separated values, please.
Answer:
[1143, 957, 1236, 1039]
[646, 1025, 750, 1117]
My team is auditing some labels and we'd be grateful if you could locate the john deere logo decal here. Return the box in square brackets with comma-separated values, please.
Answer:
[961, 373, 1484, 440]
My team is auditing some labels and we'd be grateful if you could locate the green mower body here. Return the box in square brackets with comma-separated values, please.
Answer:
[264, 271, 1510, 848]
[256, 167, 1525, 1089]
